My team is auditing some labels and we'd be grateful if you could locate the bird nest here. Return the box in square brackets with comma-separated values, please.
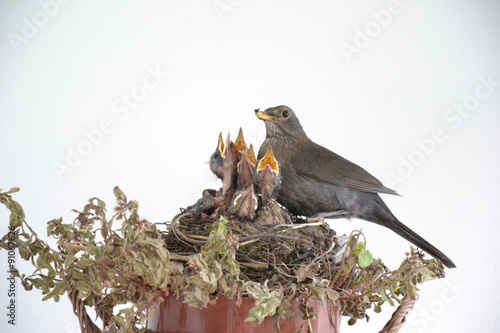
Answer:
[166, 211, 338, 285]
[160, 190, 445, 332]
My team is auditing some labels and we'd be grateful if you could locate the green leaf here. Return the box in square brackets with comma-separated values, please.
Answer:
[246, 306, 264, 323]
[7, 187, 20, 194]
[357, 249, 373, 268]
[352, 241, 365, 255]
[113, 186, 126, 201]
[326, 289, 339, 302]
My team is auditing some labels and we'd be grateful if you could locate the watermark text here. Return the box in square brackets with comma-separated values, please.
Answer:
[384, 75, 498, 187]
[6, 226, 17, 325]
[51, 65, 169, 181]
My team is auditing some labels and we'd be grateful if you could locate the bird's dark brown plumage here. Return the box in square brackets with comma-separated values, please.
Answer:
[256, 105, 456, 268]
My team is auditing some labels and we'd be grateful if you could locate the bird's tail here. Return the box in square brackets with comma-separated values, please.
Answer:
[387, 218, 456, 268]
[362, 196, 456, 268]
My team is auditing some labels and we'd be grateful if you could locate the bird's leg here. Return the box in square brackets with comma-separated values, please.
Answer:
[307, 210, 351, 222]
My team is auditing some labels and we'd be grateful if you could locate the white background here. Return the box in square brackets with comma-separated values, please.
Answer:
[1, 1, 499, 332]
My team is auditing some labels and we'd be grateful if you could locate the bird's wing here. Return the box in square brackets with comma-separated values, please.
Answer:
[291, 142, 399, 195]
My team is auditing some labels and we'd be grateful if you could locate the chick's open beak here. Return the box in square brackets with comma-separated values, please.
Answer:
[217, 132, 227, 158]
[257, 146, 279, 174]
[235, 127, 248, 152]
[247, 144, 257, 165]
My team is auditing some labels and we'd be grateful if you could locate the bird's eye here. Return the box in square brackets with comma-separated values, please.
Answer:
[213, 152, 219, 159]
[281, 110, 290, 118]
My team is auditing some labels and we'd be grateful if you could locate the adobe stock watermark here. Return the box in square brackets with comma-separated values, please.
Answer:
[212, 0, 244, 21]
[384, 75, 498, 188]
[7, 0, 72, 54]
[339, 0, 403, 64]
[51, 65, 169, 181]
[407, 278, 466, 332]
[5, 226, 17, 326]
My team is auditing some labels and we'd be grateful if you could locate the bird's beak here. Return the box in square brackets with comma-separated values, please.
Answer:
[247, 144, 257, 164]
[235, 127, 247, 152]
[218, 132, 227, 158]
[257, 146, 279, 174]
[255, 110, 278, 122]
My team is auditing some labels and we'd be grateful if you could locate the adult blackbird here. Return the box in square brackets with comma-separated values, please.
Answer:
[256, 105, 456, 268]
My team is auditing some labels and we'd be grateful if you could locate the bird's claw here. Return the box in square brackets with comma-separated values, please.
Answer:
[306, 210, 350, 222]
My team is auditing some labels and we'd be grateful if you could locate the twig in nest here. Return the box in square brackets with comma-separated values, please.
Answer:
[239, 239, 260, 246]
[239, 261, 269, 270]
[170, 212, 207, 246]
[186, 234, 209, 241]
[238, 233, 314, 245]
[273, 221, 324, 231]
[169, 253, 191, 262]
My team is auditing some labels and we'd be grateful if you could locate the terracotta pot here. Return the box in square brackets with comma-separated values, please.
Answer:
[146, 294, 341, 333]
